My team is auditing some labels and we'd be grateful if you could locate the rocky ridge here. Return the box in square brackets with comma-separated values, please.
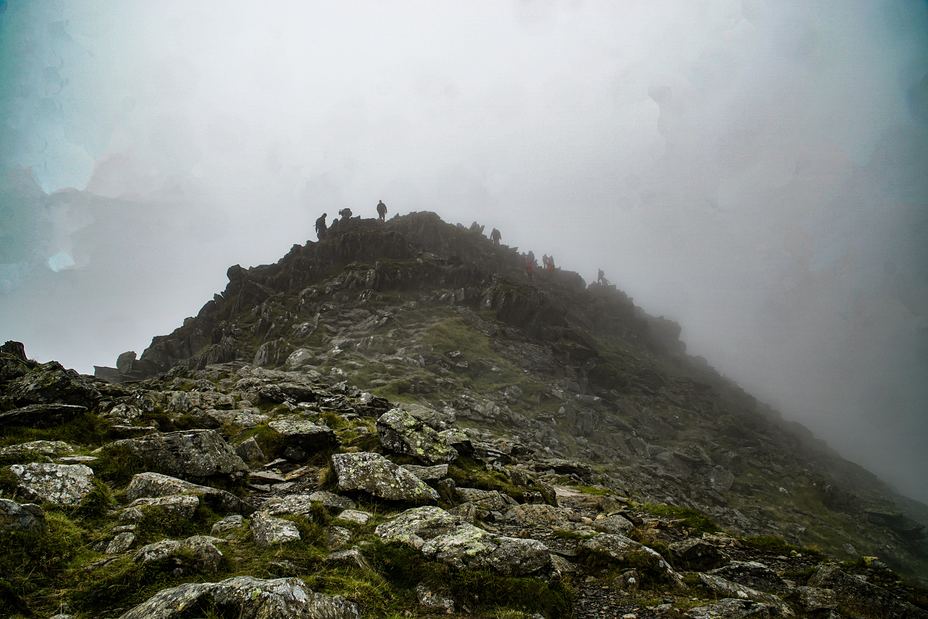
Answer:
[0, 212, 926, 617]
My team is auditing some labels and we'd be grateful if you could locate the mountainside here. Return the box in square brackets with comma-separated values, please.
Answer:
[2, 211, 926, 618]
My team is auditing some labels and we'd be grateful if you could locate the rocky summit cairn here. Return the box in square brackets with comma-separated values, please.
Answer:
[1, 214, 927, 617]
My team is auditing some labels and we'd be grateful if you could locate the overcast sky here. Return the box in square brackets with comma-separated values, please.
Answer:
[1, 0, 926, 502]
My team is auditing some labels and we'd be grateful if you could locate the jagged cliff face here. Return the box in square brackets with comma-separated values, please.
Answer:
[2, 212, 926, 618]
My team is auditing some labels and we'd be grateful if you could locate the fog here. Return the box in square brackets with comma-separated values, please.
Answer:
[1, 1, 926, 502]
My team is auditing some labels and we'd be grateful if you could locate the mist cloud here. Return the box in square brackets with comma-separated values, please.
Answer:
[1, 0, 926, 501]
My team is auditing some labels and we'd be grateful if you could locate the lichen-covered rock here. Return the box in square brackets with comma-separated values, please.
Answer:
[376, 506, 551, 576]
[126, 471, 249, 514]
[580, 533, 682, 586]
[331, 452, 439, 503]
[502, 503, 579, 528]
[251, 511, 301, 546]
[266, 417, 337, 460]
[376, 407, 458, 464]
[336, 509, 371, 526]
[125, 494, 201, 520]
[0, 403, 88, 428]
[118, 576, 360, 619]
[236, 435, 267, 465]
[8, 463, 95, 506]
[591, 513, 635, 535]
[0, 498, 45, 531]
[133, 535, 224, 572]
[260, 491, 355, 517]
[455, 487, 517, 516]
[106, 531, 136, 554]
[421, 522, 552, 576]
[697, 573, 787, 609]
[375, 506, 462, 549]
[788, 586, 837, 614]
[104, 430, 248, 481]
[0, 440, 74, 462]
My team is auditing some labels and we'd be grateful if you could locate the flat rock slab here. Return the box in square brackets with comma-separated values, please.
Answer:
[126, 471, 249, 514]
[8, 463, 95, 506]
[251, 511, 301, 546]
[118, 576, 360, 619]
[331, 452, 438, 503]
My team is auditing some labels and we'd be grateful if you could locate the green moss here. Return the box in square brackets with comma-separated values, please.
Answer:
[740, 535, 797, 554]
[572, 484, 611, 496]
[73, 479, 116, 521]
[448, 457, 527, 501]
[92, 444, 147, 486]
[135, 504, 221, 545]
[638, 502, 720, 534]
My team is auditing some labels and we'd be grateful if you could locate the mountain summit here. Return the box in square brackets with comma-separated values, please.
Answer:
[2, 212, 926, 617]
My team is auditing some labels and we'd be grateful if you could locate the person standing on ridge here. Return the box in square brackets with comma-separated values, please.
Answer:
[315, 213, 327, 240]
[376, 200, 387, 222]
[490, 227, 501, 245]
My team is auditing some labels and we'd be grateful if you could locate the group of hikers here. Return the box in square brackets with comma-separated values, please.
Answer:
[313, 202, 607, 287]
[315, 200, 388, 239]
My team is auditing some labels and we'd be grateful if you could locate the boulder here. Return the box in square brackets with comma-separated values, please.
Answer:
[591, 513, 635, 535]
[669, 537, 729, 571]
[134, 535, 224, 573]
[335, 509, 371, 526]
[331, 452, 439, 503]
[0, 404, 88, 428]
[376, 408, 458, 464]
[126, 472, 249, 514]
[455, 487, 517, 517]
[104, 430, 248, 481]
[211, 515, 246, 537]
[0, 498, 45, 531]
[125, 495, 201, 520]
[808, 563, 925, 618]
[118, 576, 360, 619]
[375, 506, 462, 549]
[261, 492, 354, 516]
[265, 417, 337, 460]
[697, 573, 787, 608]
[503, 503, 579, 529]
[580, 533, 682, 586]
[8, 463, 95, 506]
[250, 511, 301, 546]
[401, 463, 449, 481]
[236, 436, 267, 465]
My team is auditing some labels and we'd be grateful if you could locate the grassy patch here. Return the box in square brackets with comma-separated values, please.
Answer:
[448, 457, 528, 501]
[638, 502, 720, 534]
[0, 412, 109, 449]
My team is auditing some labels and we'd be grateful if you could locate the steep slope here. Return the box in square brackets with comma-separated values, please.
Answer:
[106, 211, 926, 576]
[3, 211, 925, 617]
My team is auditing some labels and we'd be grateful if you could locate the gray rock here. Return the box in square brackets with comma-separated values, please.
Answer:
[126, 495, 201, 520]
[236, 436, 267, 465]
[211, 514, 245, 537]
[697, 573, 787, 608]
[455, 487, 517, 516]
[416, 584, 455, 614]
[104, 430, 248, 481]
[134, 535, 223, 572]
[126, 472, 248, 514]
[118, 576, 360, 619]
[8, 463, 95, 506]
[0, 403, 88, 428]
[106, 531, 136, 554]
[0, 498, 45, 531]
[285, 348, 316, 370]
[0, 440, 74, 462]
[251, 511, 301, 546]
[5, 362, 100, 408]
[336, 509, 371, 526]
[580, 533, 682, 586]
[377, 408, 458, 464]
[308, 490, 357, 512]
[592, 513, 635, 535]
[260, 492, 353, 517]
[669, 537, 728, 570]
[326, 525, 353, 549]
[808, 563, 925, 618]
[421, 522, 552, 576]
[326, 548, 371, 570]
[401, 463, 449, 481]
[376, 506, 551, 576]
[331, 452, 439, 503]
[684, 598, 780, 618]
[789, 586, 837, 613]
[709, 561, 786, 593]
[375, 506, 462, 549]
[267, 417, 338, 460]
[503, 503, 579, 529]
[209, 409, 269, 430]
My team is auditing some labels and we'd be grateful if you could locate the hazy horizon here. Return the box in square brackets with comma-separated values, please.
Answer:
[2, 1, 926, 503]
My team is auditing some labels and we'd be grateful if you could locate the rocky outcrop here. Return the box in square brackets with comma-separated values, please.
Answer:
[0, 498, 45, 531]
[118, 576, 360, 619]
[126, 472, 249, 514]
[376, 407, 458, 464]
